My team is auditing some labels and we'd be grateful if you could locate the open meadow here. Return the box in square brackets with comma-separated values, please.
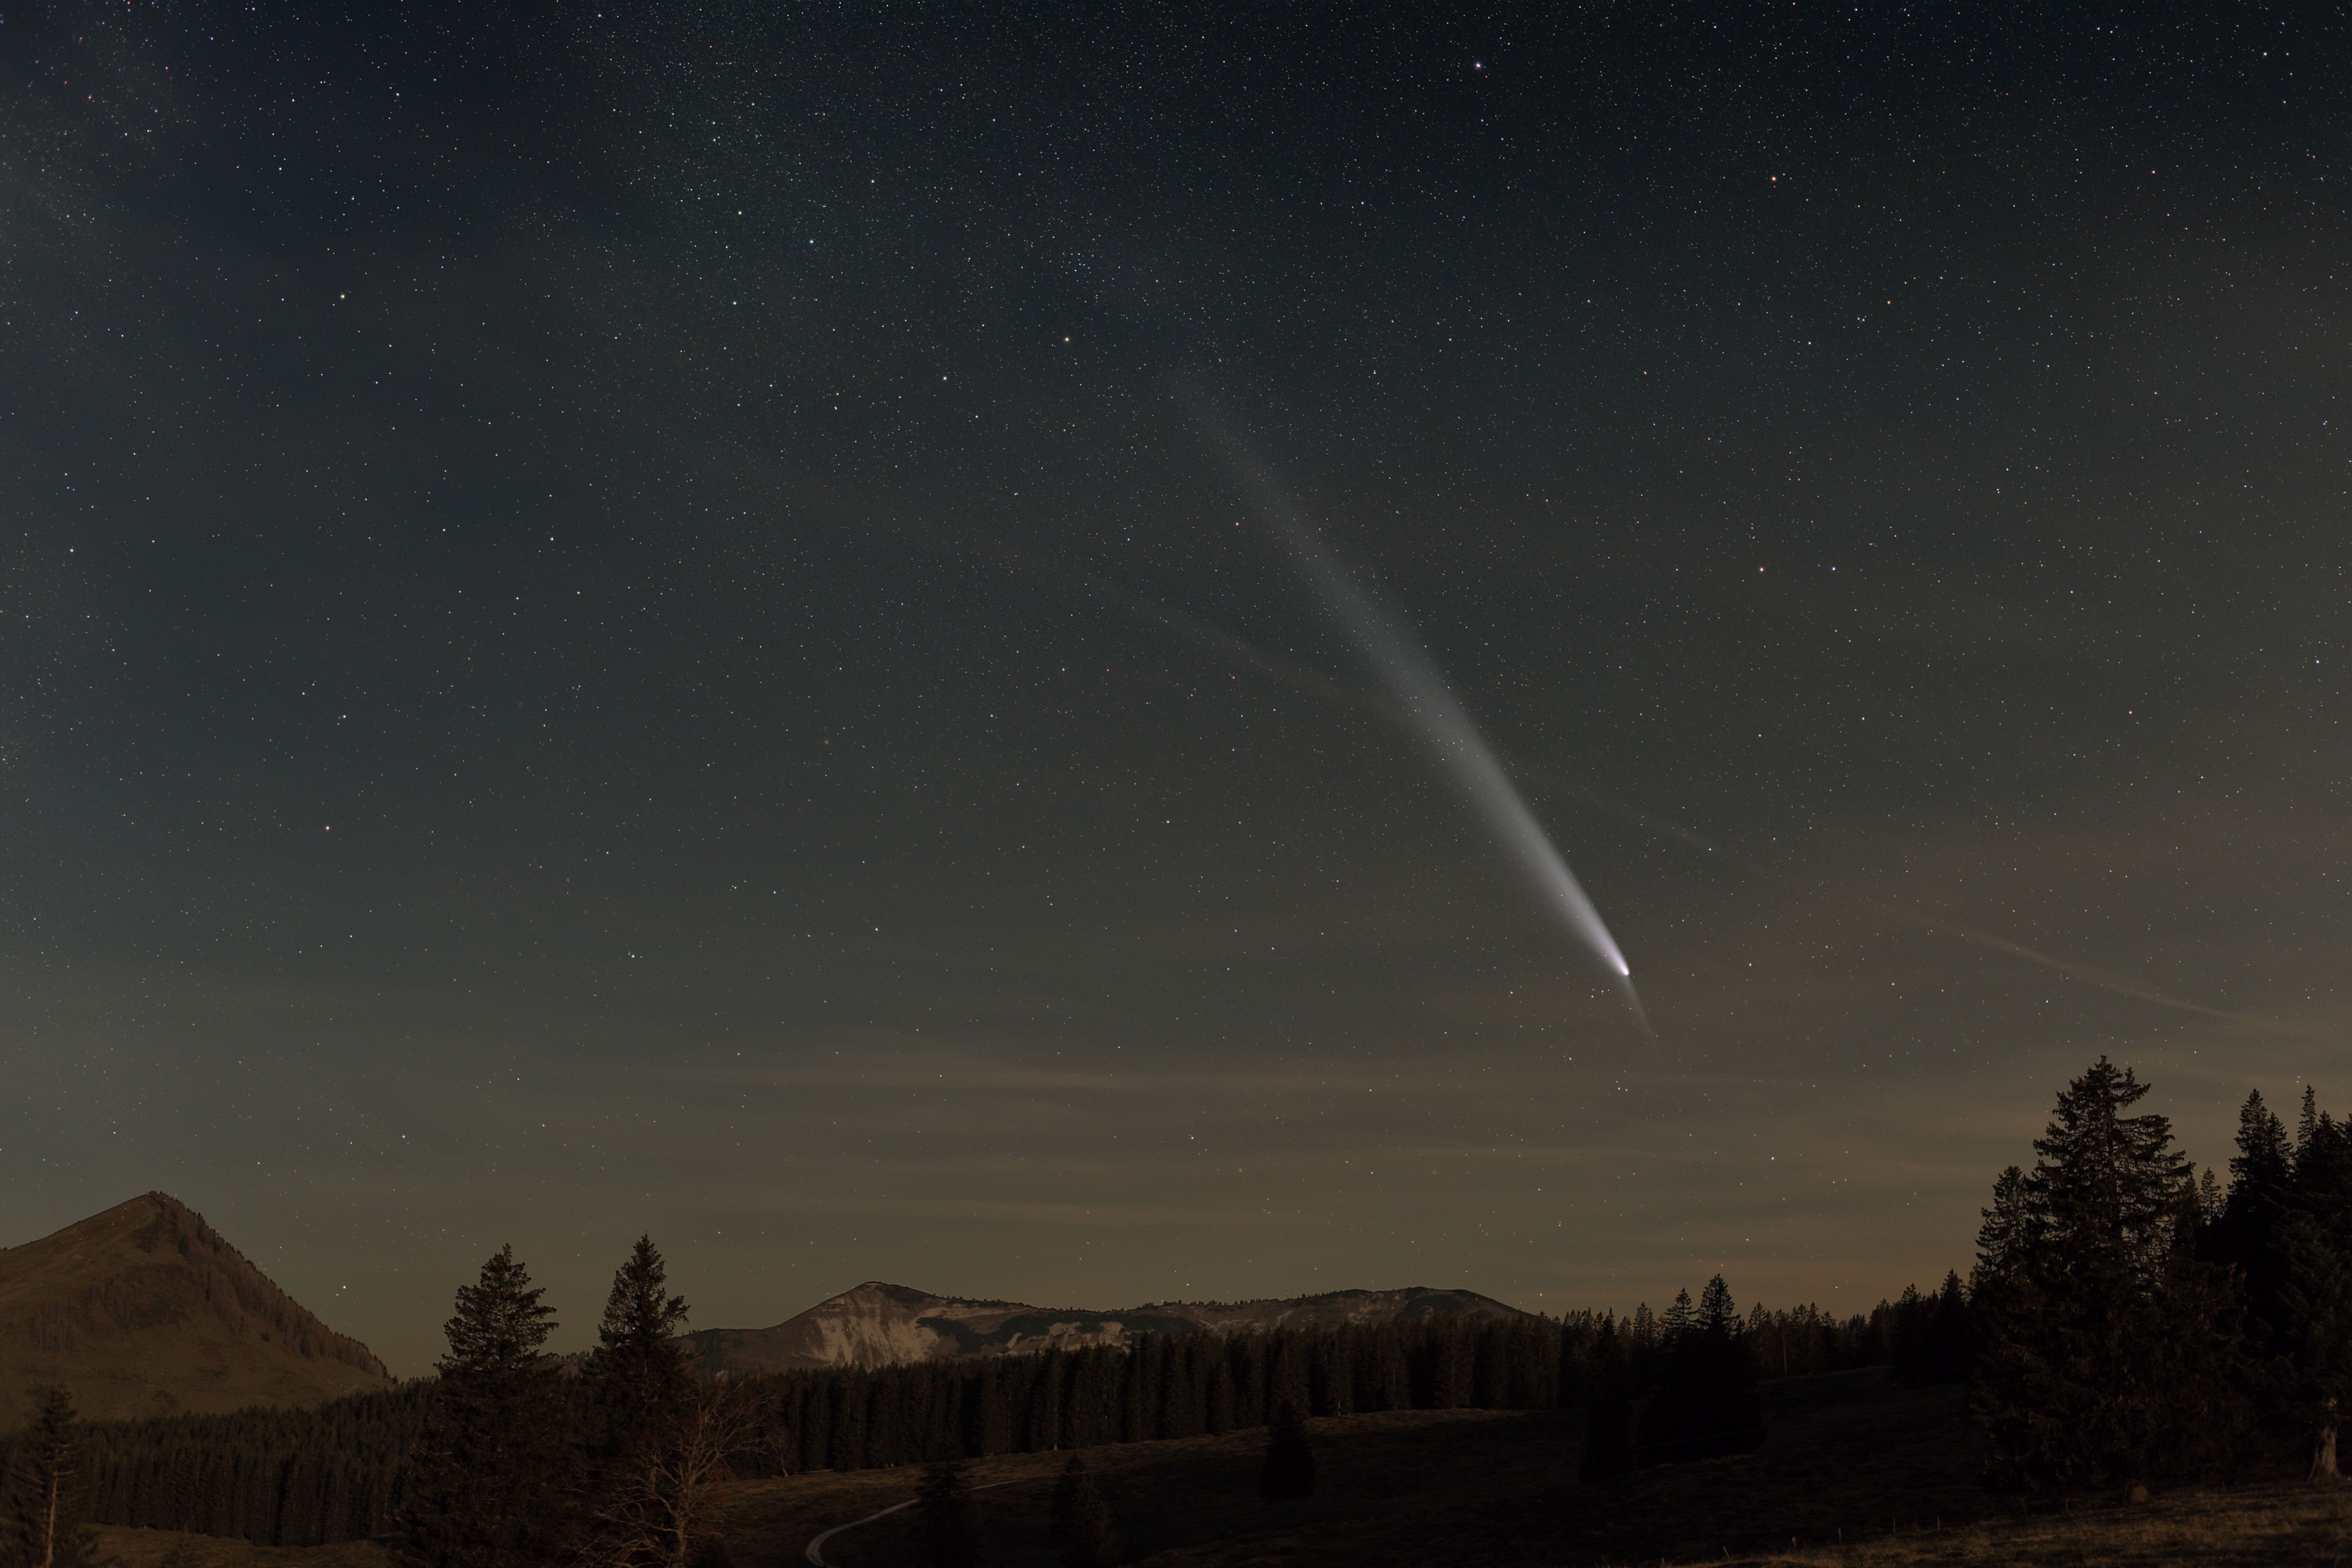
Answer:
[709, 1366, 2344, 1566]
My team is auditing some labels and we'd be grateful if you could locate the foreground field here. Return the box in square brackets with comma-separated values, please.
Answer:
[92, 1526, 393, 1568]
[1727, 1483, 2352, 1567]
[716, 1368, 2349, 1566]
[717, 1407, 1538, 1568]
[105, 1366, 2348, 1567]
[718, 1369, 1992, 1566]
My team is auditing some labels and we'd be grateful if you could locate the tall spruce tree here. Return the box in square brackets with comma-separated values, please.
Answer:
[1928, 1272, 1973, 1385]
[1637, 1276, 1763, 1466]
[2262, 1090, 2352, 1483]
[2213, 1090, 2297, 1341]
[1972, 1161, 2056, 1487]
[2275, 1210, 2352, 1482]
[1970, 1057, 2244, 1493]
[5, 1387, 100, 1568]
[2294, 1107, 2352, 1226]
[1889, 1285, 1932, 1384]
[1659, 1289, 1695, 1347]
[584, 1237, 695, 1462]
[397, 1247, 568, 1568]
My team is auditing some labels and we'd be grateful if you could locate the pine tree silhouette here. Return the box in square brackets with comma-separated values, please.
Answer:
[2296, 1107, 2352, 1227]
[585, 1237, 694, 1461]
[396, 1248, 568, 1568]
[5, 1387, 102, 1568]
[2276, 1208, 2352, 1481]
[2213, 1090, 2298, 1342]
[1971, 1057, 2246, 1493]
[1929, 1272, 1973, 1384]
[1888, 1284, 1932, 1383]
[1638, 1275, 1763, 1466]
[2256, 1087, 2352, 1483]
[1659, 1288, 1695, 1347]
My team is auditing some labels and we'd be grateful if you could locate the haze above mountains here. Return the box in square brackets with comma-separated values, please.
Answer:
[1, 1194, 1529, 1423]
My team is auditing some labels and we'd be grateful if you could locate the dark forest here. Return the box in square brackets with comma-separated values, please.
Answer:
[8, 1060, 2352, 1566]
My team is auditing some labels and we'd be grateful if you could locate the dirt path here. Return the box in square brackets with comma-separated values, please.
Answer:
[802, 1479, 1027, 1566]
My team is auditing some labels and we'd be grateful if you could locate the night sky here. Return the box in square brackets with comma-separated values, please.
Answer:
[4, 3, 2346, 1374]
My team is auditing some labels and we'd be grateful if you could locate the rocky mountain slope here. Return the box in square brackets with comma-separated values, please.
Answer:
[0, 1193, 393, 1426]
[684, 1281, 1530, 1376]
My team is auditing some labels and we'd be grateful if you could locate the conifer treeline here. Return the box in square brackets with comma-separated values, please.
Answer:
[752, 1311, 1570, 1474]
[11, 1281, 1970, 1548]
[0, 1387, 432, 1547]
[1970, 1063, 2352, 1491]
[748, 1284, 1971, 1477]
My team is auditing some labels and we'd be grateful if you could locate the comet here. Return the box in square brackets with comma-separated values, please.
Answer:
[1186, 398, 1649, 1030]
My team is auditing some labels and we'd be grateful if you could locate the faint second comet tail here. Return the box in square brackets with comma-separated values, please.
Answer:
[1185, 395, 1648, 1029]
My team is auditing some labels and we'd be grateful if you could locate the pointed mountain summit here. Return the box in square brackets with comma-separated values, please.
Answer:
[0, 1192, 393, 1425]
[684, 1280, 1529, 1376]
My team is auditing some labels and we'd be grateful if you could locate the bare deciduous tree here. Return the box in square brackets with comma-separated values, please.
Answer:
[574, 1381, 760, 1568]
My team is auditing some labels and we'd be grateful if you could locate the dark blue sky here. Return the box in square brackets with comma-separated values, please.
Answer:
[4, 1, 2345, 1371]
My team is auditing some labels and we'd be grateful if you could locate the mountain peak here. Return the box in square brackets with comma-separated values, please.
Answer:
[828, 1281, 945, 1308]
[0, 1193, 393, 1425]
[684, 1281, 1532, 1378]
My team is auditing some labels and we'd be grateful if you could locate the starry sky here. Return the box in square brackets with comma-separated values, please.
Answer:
[4, 2, 2346, 1374]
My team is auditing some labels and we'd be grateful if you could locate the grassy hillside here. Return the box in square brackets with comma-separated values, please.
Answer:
[91, 1526, 392, 1568]
[99, 1360, 2340, 1566]
[714, 1366, 2339, 1567]
[1728, 1486, 2352, 1567]
[0, 1194, 391, 1426]
[717, 1368, 1980, 1567]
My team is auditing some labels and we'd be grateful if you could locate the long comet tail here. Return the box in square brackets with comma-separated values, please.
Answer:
[1183, 392, 1645, 1027]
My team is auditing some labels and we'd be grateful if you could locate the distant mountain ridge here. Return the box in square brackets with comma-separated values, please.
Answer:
[0, 1193, 393, 1426]
[683, 1280, 1531, 1376]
